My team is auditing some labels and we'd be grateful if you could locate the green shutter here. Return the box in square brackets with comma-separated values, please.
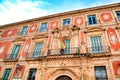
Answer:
[90, 36, 103, 53]
[10, 45, 20, 58]
[33, 43, 43, 57]
[2, 69, 11, 80]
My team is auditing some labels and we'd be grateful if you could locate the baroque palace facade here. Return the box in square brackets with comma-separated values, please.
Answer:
[0, 3, 120, 80]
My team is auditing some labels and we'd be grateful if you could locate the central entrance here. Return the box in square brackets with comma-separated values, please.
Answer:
[55, 75, 72, 80]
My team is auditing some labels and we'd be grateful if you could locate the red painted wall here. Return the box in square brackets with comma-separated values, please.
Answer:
[107, 27, 120, 51]
[80, 31, 85, 44]
[29, 23, 38, 33]
[49, 20, 59, 31]
[100, 11, 114, 23]
[13, 65, 25, 77]
[22, 38, 32, 57]
[73, 16, 85, 27]
[0, 41, 12, 59]
[112, 61, 120, 76]
[46, 34, 53, 49]
[1, 28, 19, 38]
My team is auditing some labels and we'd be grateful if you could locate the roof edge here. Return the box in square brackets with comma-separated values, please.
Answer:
[0, 2, 120, 28]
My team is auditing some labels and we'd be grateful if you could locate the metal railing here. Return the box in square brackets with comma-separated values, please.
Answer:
[87, 46, 110, 54]
[48, 47, 80, 56]
[3, 54, 19, 62]
[25, 52, 46, 60]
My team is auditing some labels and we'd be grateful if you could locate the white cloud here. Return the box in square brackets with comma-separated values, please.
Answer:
[0, 0, 49, 25]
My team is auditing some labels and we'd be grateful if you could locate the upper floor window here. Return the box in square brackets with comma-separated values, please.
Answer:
[32, 42, 43, 57]
[28, 68, 37, 80]
[88, 15, 97, 25]
[94, 66, 108, 80]
[90, 36, 103, 53]
[2, 69, 11, 80]
[116, 11, 120, 21]
[63, 18, 70, 26]
[20, 26, 28, 35]
[10, 44, 21, 58]
[39, 22, 47, 32]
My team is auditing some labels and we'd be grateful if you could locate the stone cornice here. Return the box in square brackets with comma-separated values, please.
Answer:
[0, 3, 120, 28]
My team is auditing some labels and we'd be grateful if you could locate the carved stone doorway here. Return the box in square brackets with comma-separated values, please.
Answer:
[55, 75, 72, 80]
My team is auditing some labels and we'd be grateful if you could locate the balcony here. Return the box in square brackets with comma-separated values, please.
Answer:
[3, 54, 19, 62]
[48, 47, 80, 56]
[26, 52, 46, 61]
[87, 46, 111, 57]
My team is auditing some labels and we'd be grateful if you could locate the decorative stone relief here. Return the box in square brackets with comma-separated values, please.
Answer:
[0, 46, 5, 54]
[7, 30, 12, 35]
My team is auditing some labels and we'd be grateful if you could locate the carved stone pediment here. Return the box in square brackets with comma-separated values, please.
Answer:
[13, 36, 26, 42]
[33, 33, 48, 39]
[85, 26, 105, 33]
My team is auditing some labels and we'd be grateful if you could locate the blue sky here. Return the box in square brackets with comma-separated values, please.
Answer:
[0, 0, 120, 25]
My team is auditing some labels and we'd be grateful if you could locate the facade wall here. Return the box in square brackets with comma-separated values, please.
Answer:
[0, 3, 120, 80]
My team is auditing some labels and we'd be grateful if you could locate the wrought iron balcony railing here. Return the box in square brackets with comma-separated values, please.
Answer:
[3, 54, 19, 62]
[87, 46, 111, 54]
[48, 47, 80, 56]
[26, 52, 46, 60]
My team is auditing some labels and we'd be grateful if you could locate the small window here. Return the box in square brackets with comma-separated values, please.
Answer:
[10, 45, 21, 58]
[116, 11, 120, 21]
[94, 66, 108, 80]
[28, 68, 37, 80]
[88, 15, 97, 25]
[20, 26, 28, 35]
[39, 22, 47, 32]
[2, 69, 11, 80]
[63, 18, 70, 26]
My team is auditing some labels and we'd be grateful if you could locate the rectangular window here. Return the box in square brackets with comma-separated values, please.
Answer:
[88, 15, 97, 25]
[64, 40, 70, 54]
[2, 69, 11, 80]
[27, 68, 37, 80]
[10, 45, 20, 58]
[20, 26, 28, 35]
[116, 11, 120, 21]
[32, 42, 43, 57]
[63, 18, 70, 26]
[39, 22, 47, 32]
[90, 36, 103, 53]
[94, 66, 108, 80]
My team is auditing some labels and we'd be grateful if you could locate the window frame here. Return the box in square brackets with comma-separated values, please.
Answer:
[90, 36, 104, 53]
[62, 18, 71, 26]
[27, 68, 37, 80]
[116, 11, 120, 21]
[20, 26, 28, 35]
[32, 42, 43, 57]
[2, 68, 11, 80]
[94, 66, 108, 80]
[87, 14, 97, 25]
[39, 22, 48, 32]
[10, 44, 21, 58]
